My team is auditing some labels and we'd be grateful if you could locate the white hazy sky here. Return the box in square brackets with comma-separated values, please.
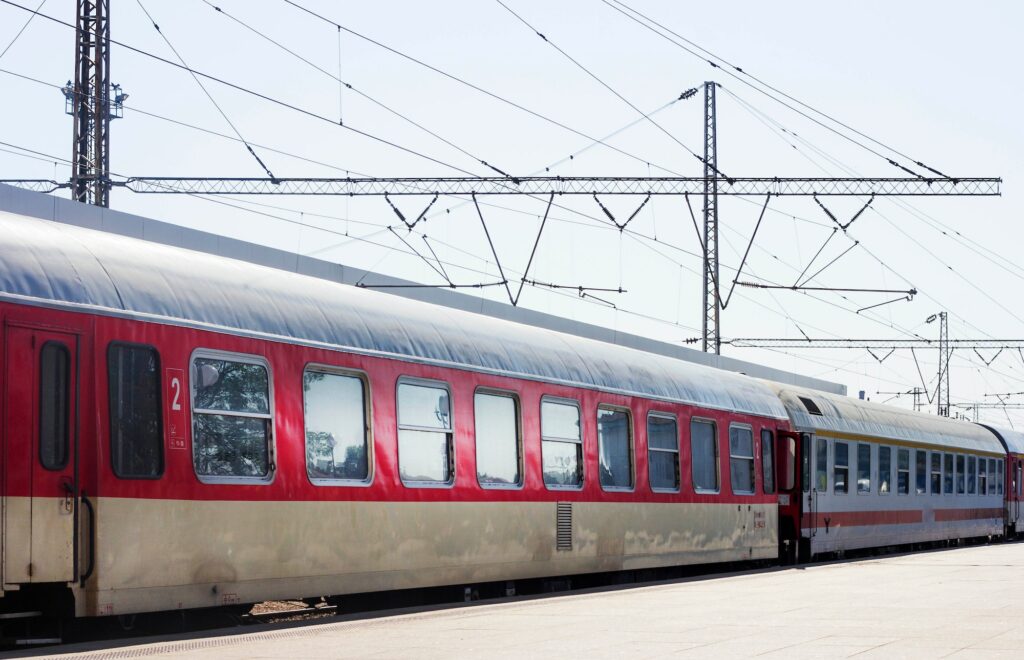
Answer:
[1, 1, 1022, 425]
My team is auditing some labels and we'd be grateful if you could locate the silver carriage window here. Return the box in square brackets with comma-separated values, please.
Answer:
[956, 454, 966, 495]
[897, 448, 910, 495]
[988, 458, 996, 494]
[39, 342, 71, 471]
[915, 450, 927, 494]
[598, 407, 633, 490]
[833, 441, 849, 495]
[878, 446, 891, 494]
[998, 459, 1004, 495]
[944, 453, 954, 494]
[729, 425, 755, 495]
[966, 455, 977, 495]
[815, 437, 828, 492]
[541, 398, 582, 488]
[475, 391, 521, 487]
[978, 457, 987, 496]
[931, 452, 942, 495]
[192, 356, 272, 479]
[397, 381, 452, 484]
[108, 344, 163, 479]
[857, 443, 871, 494]
[304, 369, 368, 483]
[761, 430, 775, 494]
[691, 419, 719, 492]
[648, 414, 680, 492]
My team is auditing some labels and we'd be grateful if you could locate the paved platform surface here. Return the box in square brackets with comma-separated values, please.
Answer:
[37, 543, 1024, 659]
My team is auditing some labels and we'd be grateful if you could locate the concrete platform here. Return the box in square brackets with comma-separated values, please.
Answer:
[37, 543, 1024, 659]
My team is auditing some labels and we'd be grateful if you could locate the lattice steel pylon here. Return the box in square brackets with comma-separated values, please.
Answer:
[71, 0, 111, 207]
[702, 81, 720, 354]
[935, 311, 950, 416]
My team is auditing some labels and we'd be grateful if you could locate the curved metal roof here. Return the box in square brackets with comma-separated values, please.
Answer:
[0, 212, 788, 419]
[979, 425, 1024, 455]
[767, 382, 1005, 454]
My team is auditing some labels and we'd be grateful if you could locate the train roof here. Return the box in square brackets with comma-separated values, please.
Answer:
[979, 425, 1024, 455]
[0, 212, 789, 419]
[768, 382, 1005, 454]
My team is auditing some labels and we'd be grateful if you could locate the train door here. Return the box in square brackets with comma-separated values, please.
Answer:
[2, 324, 80, 585]
[775, 430, 802, 563]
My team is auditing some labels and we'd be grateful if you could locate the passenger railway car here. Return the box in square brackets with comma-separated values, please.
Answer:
[769, 385, 1005, 556]
[980, 425, 1024, 536]
[0, 210, 1018, 621]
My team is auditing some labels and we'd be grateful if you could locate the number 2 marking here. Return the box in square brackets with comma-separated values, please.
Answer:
[170, 376, 182, 411]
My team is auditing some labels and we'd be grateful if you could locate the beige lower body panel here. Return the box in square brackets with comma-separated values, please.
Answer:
[82, 498, 777, 617]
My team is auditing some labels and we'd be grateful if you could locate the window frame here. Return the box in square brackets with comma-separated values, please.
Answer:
[596, 404, 635, 492]
[856, 442, 871, 495]
[690, 417, 720, 495]
[647, 411, 680, 494]
[943, 453, 954, 495]
[473, 387, 524, 490]
[814, 436, 828, 493]
[38, 340, 71, 472]
[540, 395, 584, 491]
[728, 422, 755, 496]
[833, 440, 850, 495]
[915, 449, 927, 495]
[761, 429, 775, 495]
[896, 447, 911, 496]
[189, 348, 276, 485]
[878, 445, 892, 495]
[303, 364, 373, 487]
[966, 455, 976, 495]
[396, 376, 455, 488]
[107, 341, 165, 480]
[931, 451, 942, 495]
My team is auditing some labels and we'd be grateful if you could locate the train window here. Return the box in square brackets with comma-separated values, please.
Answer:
[647, 413, 680, 492]
[915, 450, 927, 494]
[761, 430, 775, 494]
[966, 456, 977, 495]
[1016, 463, 1022, 497]
[729, 425, 755, 495]
[897, 448, 910, 495]
[191, 353, 273, 481]
[955, 454, 966, 495]
[979, 458, 988, 495]
[997, 459, 1004, 495]
[815, 437, 827, 492]
[474, 390, 522, 488]
[691, 419, 719, 493]
[598, 407, 633, 491]
[108, 343, 163, 479]
[943, 453, 954, 494]
[39, 342, 71, 471]
[397, 380, 453, 485]
[833, 441, 849, 494]
[304, 368, 370, 485]
[541, 398, 583, 489]
[878, 446, 891, 495]
[931, 452, 942, 495]
[856, 443, 871, 494]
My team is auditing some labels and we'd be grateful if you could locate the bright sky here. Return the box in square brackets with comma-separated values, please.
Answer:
[1, 0, 1022, 425]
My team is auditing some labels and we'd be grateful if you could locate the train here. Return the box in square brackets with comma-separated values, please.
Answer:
[0, 209, 1021, 623]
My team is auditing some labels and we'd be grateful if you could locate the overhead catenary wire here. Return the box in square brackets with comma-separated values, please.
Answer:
[600, 0, 949, 180]
[199, 0, 516, 180]
[279, 0, 691, 178]
[135, 0, 278, 180]
[493, 0, 725, 178]
[0, 0, 45, 60]
[0, 0, 487, 178]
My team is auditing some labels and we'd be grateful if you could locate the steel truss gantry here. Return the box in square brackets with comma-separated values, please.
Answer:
[0, 176, 1002, 197]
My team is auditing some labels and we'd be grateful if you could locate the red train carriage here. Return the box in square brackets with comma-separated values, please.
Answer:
[0, 213, 795, 618]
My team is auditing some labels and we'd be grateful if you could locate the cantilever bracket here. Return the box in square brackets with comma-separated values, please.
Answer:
[384, 192, 439, 230]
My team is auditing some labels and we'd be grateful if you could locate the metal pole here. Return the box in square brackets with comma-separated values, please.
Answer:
[702, 81, 720, 354]
[938, 311, 950, 416]
[71, 0, 111, 207]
